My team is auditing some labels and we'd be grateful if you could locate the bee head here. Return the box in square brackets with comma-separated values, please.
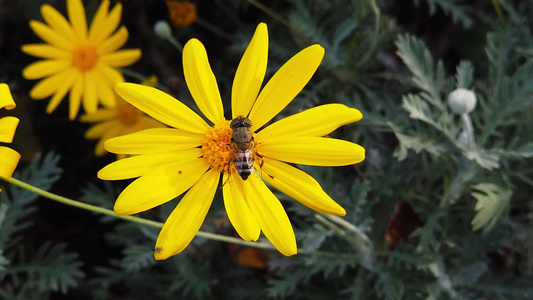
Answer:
[230, 116, 253, 128]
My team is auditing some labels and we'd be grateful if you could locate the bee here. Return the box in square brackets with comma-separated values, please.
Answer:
[229, 116, 255, 180]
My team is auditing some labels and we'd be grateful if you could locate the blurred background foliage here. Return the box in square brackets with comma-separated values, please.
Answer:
[1, 0, 532, 299]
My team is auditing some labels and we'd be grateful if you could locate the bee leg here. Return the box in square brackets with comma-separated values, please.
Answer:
[221, 160, 233, 188]
[255, 152, 274, 179]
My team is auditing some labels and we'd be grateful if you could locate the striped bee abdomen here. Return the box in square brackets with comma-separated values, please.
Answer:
[233, 149, 254, 180]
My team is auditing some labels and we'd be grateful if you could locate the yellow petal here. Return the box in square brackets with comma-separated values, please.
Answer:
[248, 44, 325, 129]
[183, 39, 225, 125]
[98, 148, 202, 180]
[22, 60, 71, 80]
[231, 23, 268, 118]
[69, 76, 84, 120]
[0, 84, 16, 110]
[113, 157, 210, 215]
[89, 0, 114, 45]
[90, 2, 122, 45]
[80, 109, 117, 123]
[245, 173, 297, 256]
[46, 68, 79, 115]
[115, 83, 210, 134]
[29, 20, 75, 51]
[21, 44, 71, 60]
[222, 170, 261, 241]
[91, 122, 121, 155]
[256, 104, 363, 141]
[100, 49, 142, 67]
[97, 26, 128, 55]
[260, 158, 345, 215]
[0, 147, 20, 179]
[104, 128, 203, 154]
[29, 69, 75, 100]
[95, 62, 124, 84]
[257, 136, 365, 166]
[154, 168, 219, 260]
[82, 71, 98, 114]
[92, 70, 116, 108]
[84, 120, 115, 139]
[136, 116, 167, 130]
[0, 117, 19, 143]
[94, 137, 108, 156]
[41, 4, 77, 43]
[67, 0, 87, 41]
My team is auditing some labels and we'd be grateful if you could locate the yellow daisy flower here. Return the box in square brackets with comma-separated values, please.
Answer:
[98, 23, 365, 259]
[0, 84, 21, 192]
[21, 0, 142, 120]
[80, 76, 166, 159]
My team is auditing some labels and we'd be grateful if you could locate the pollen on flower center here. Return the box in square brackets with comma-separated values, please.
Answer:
[73, 45, 99, 71]
[201, 121, 231, 173]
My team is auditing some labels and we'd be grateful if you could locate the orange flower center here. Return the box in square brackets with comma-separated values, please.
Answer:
[73, 46, 98, 71]
[117, 101, 140, 126]
[166, 0, 197, 28]
[201, 121, 231, 173]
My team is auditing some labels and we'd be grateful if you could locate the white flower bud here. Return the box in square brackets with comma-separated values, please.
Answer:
[153, 20, 172, 39]
[447, 88, 477, 115]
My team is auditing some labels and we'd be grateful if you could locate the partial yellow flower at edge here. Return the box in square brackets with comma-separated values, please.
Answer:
[21, 0, 141, 120]
[98, 23, 365, 260]
[80, 76, 166, 159]
[0, 84, 21, 191]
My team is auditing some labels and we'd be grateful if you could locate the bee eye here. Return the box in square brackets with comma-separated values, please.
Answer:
[243, 119, 253, 127]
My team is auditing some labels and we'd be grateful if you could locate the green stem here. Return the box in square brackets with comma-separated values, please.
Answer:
[5, 177, 275, 250]
[244, 0, 292, 29]
[460, 113, 475, 151]
[195, 17, 234, 41]
[119, 68, 147, 83]
[119, 68, 169, 93]
[166, 35, 184, 53]
[492, 0, 505, 27]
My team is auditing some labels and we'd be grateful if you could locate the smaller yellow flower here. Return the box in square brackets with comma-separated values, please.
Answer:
[0, 84, 21, 191]
[22, 0, 142, 120]
[81, 76, 166, 159]
[166, 0, 197, 28]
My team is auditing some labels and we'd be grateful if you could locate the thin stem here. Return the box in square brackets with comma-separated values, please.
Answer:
[166, 35, 183, 53]
[119, 68, 147, 83]
[195, 17, 234, 41]
[5, 177, 275, 250]
[460, 113, 475, 150]
[492, 0, 505, 27]
[119, 68, 169, 92]
[244, 0, 292, 29]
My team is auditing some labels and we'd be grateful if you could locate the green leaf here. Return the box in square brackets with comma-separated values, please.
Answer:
[471, 183, 512, 231]
[453, 261, 488, 286]
[0, 153, 62, 251]
[423, 0, 473, 28]
[376, 269, 405, 300]
[390, 123, 447, 160]
[6, 242, 84, 294]
[395, 34, 444, 108]
[501, 142, 533, 158]
[402, 94, 435, 125]
[120, 245, 157, 273]
[455, 60, 474, 88]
